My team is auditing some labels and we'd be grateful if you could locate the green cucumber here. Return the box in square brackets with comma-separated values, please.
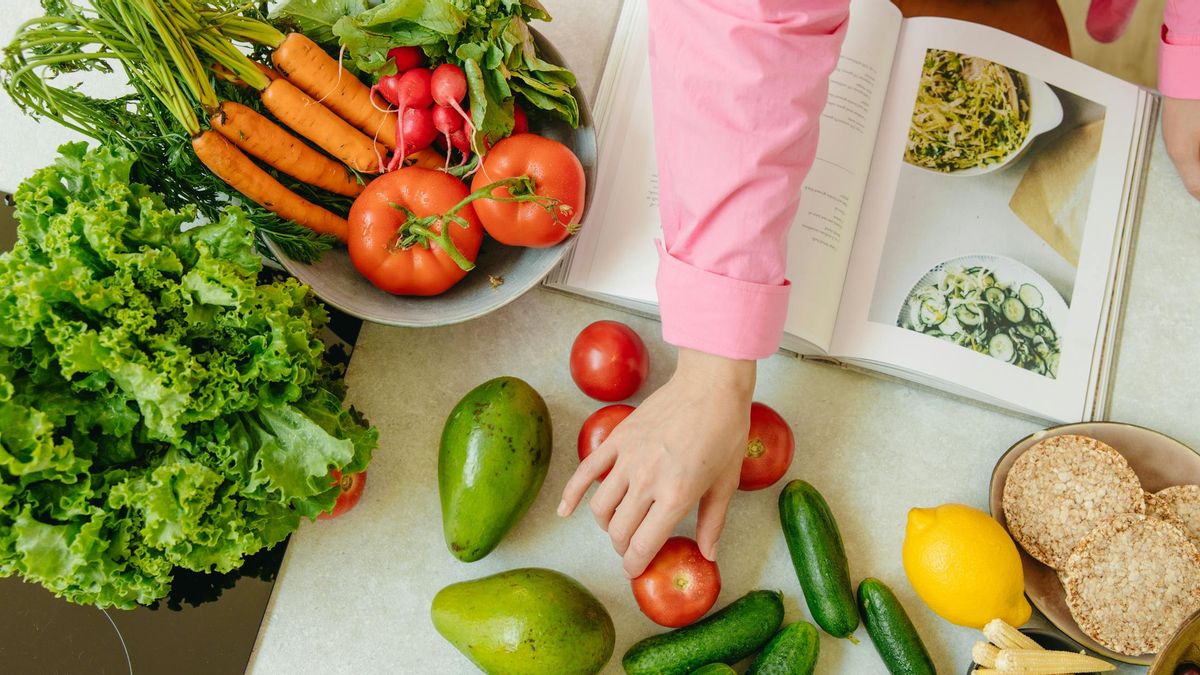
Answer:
[778, 480, 859, 638]
[857, 578, 936, 675]
[690, 665, 737, 675]
[622, 590, 785, 675]
[747, 621, 820, 675]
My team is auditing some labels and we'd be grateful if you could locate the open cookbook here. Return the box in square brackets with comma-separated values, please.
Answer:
[546, 0, 1159, 422]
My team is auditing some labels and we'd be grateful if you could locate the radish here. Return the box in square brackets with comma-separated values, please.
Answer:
[387, 46, 424, 72]
[385, 68, 434, 171]
[432, 105, 465, 170]
[431, 63, 474, 152]
[513, 104, 529, 134]
[387, 106, 437, 171]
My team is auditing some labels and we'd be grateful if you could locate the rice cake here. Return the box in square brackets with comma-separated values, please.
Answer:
[1003, 434, 1144, 568]
[1061, 514, 1200, 656]
[1149, 485, 1200, 548]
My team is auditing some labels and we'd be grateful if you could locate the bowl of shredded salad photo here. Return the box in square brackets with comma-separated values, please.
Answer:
[904, 49, 1063, 176]
[897, 255, 1069, 379]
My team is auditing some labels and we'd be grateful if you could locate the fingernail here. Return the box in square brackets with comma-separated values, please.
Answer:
[556, 499, 568, 517]
[623, 568, 634, 579]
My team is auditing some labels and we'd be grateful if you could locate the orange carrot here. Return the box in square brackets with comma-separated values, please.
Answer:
[271, 32, 398, 149]
[192, 130, 348, 241]
[211, 101, 363, 198]
[253, 62, 280, 82]
[260, 78, 385, 174]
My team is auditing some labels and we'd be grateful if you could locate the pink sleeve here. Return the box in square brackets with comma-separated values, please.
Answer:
[647, 0, 850, 360]
[1160, 0, 1200, 99]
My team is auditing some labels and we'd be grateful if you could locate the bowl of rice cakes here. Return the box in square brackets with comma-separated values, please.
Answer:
[990, 424, 1200, 665]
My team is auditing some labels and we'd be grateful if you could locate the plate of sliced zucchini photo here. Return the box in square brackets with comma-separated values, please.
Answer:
[897, 254, 1069, 378]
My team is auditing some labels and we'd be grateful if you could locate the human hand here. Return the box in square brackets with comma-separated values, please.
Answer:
[1163, 96, 1200, 201]
[558, 348, 755, 578]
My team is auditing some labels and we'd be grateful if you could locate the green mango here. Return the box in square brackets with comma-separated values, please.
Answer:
[432, 568, 615, 675]
[439, 376, 552, 562]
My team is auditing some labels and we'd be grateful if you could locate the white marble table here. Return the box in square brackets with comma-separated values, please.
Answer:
[2, 1, 1197, 673]
[245, 4, 1200, 675]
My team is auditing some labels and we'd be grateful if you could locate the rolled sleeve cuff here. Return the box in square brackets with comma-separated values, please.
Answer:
[1160, 28, 1200, 99]
[655, 243, 791, 361]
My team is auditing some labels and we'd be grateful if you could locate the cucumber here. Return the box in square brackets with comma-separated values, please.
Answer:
[857, 578, 936, 675]
[778, 480, 859, 638]
[988, 333, 1015, 362]
[747, 622, 820, 675]
[690, 665, 737, 675]
[1002, 297, 1026, 323]
[1018, 283, 1043, 309]
[622, 590, 785, 675]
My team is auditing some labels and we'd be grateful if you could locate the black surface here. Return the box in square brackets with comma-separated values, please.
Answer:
[0, 543, 286, 675]
[0, 193, 363, 675]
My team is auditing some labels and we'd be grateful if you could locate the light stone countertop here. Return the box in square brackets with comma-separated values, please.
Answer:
[247, 3, 1200, 675]
[0, 1, 1195, 673]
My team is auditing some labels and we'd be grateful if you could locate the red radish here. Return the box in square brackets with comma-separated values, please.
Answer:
[387, 46, 424, 72]
[376, 73, 403, 106]
[387, 106, 437, 171]
[432, 105, 465, 169]
[513, 104, 528, 134]
[431, 63, 474, 152]
[395, 68, 433, 108]
[386, 68, 434, 171]
[448, 127, 471, 154]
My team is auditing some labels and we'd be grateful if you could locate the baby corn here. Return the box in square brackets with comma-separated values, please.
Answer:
[973, 641, 1001, 668]
[994, 648, 1116, 673]
[983, 619, 1043, 651]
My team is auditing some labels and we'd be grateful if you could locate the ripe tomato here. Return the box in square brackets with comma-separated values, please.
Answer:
[348, 167, 483, 296]
[470, 133, 585, 248]
[320, 470, 366, 520]
[569, 321, 649, 401]
[738, 402, 795, 491]
[577, 404, 635, 480]
[631, 537, 721, 627]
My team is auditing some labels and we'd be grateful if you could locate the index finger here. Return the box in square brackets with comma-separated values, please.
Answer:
[557, 441, 618, 517]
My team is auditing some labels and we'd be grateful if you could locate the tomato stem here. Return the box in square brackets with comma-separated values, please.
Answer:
[387, 203, 476, 272]
[448, 174, 578, 234]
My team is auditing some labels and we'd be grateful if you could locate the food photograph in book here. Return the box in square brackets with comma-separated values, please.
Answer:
[867, 48, 1108, 380]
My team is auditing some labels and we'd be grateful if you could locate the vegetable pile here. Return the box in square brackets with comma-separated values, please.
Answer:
[0, 144, 376, 608]
[2, 0, 582, 267]
[905, 49, 1031, 173]
[278, 0, 579, 150]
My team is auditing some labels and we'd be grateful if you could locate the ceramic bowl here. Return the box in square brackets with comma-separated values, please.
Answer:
[1151, 609, 1200, 675]
[989, 422, 1200, 665]
[266, 32, 597, 327]
[908, 70, 1063, 178]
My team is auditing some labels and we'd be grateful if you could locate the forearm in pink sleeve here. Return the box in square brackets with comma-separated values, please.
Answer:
[647, 0, 849, 360]
[1160, 0, 1200, 99]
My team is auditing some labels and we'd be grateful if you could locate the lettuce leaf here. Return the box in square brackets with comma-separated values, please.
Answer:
[0, 143, 377, 608]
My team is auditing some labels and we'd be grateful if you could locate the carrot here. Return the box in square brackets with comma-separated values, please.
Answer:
[253, 62, 280, 82]
[272, 33, 398, 149]
[192, 130, 348, 241]
[211, 101, 363, 198]
[260, 79, 385, 174]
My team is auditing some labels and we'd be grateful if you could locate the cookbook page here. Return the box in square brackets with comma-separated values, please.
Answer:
[558, 0, 901, 353]
[831, 18, 1142, 422]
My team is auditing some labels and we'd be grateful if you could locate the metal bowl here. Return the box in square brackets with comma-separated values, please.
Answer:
[266, 32, 597, 327]
[1150, 609, 1200, 675]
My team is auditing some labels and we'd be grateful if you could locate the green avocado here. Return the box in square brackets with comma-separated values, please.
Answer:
[431, 568, 615, 675]
[438, 376, 552, 562]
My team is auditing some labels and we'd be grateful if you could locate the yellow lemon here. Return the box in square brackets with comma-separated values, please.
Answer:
[902, 503, 1031, 629]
